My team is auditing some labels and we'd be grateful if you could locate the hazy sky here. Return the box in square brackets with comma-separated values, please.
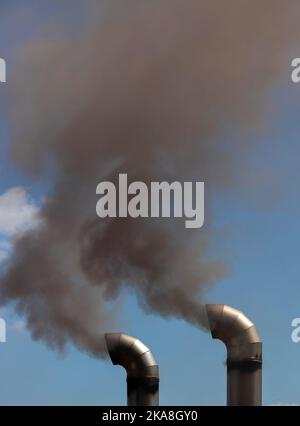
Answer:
[0, 1, 300, 405]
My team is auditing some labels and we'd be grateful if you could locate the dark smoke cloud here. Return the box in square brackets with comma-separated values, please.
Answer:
[1, 0, 300, 356]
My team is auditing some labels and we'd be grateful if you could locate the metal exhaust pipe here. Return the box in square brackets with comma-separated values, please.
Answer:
[105, 333, 159, 406]
[205, 304, 262, 406]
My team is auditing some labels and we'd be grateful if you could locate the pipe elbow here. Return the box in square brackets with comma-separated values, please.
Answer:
[205, 304, 262, 364]
[105, 333, 159, 379]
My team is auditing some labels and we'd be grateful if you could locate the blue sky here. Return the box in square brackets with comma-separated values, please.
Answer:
[0, 1, 300, 406]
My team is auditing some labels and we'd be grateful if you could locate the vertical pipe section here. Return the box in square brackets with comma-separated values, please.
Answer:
[105, 333, 159, 406]
[206, 304, 262, 406]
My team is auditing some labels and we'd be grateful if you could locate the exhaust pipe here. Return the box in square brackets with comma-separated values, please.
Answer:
[205, 304, 262, 406]
[105, 333, 159, 406]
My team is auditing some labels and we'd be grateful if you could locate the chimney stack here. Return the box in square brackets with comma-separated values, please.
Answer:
[206, 304, 262, 406]
[105, 333, 159, 406]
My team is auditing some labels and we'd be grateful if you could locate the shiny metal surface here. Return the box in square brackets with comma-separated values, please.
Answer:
[206, 304, 262, 406]
[105, 333, 159, 406]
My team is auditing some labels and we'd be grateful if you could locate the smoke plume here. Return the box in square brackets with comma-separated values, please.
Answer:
[1, 1, 300, 357]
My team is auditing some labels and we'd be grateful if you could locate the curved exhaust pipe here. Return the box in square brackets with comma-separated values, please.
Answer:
[105, 333, 159, 406]
[206, 304, 262, 406]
